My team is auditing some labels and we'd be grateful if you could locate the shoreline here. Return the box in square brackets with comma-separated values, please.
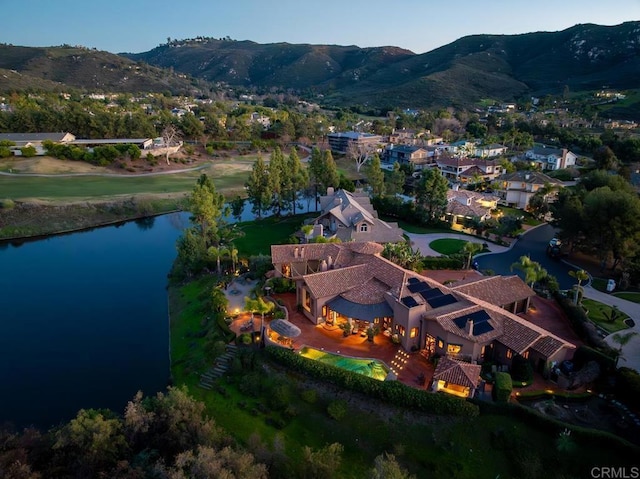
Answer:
[0, 197, 185, 242]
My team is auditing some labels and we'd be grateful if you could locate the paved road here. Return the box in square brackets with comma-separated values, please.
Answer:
[474, 224, 579, 290]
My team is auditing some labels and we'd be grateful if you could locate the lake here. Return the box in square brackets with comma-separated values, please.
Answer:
[0, 200, 318, 429]
[0, 213, 188, 429]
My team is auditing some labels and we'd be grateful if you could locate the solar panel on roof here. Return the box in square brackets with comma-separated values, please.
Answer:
[408, 281, 431, 293]
[408, 277, 420, 284]
[473, 321, 494, 335]
[427, 294, 458, 309]
[401, 296, 419, 308]
[452, 310, 493, 336]
[419, 288, 443, 300]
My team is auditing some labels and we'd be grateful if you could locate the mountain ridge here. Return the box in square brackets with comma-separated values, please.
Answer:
[1, 21, 638, 109]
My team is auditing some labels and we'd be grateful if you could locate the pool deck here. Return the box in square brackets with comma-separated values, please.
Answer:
[273, 292, 435, 389]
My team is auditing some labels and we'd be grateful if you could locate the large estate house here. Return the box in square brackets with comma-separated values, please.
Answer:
[306, 188, 404, 243]
[271, 242, 575, 374]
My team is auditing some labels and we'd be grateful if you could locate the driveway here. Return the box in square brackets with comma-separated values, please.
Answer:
[406, 232, 509, 257]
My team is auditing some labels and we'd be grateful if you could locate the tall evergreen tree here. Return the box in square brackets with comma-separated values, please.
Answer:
[268, 147, 286, 216]
[415, 168, 449, 224]
[286, 148, 309, 214]
[321, 149, 340, 194]
[385, 161, 406, 196]
[365, 153, 385, 197]
[245, 156, 271, 219]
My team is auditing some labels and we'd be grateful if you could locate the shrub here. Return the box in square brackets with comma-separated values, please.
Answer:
[421, 256, 464, 270]
[327, 400, 348, 420]
[511, 354, 533, 384]
[573, 345, 616, 374]
[0, 199, 16, 210]
[240, 333, 252, 345]
[300, 388, 317, 404]
[493, 372, 512, 403]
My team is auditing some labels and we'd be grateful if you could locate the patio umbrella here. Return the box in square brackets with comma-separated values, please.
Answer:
[269, 319, 302, 338]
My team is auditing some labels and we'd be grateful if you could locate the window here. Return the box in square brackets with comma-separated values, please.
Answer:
[281, 264, 291, 277]
[506, 349, 513, 359]
[359, 223, 368, 232]
[523, 351, 529, 359]
[303, 288, 311, 312]
[322, 305, 327, 317]
[437, 337, 444, 349]
[397, 325, 405, 336]
[410, 327, 418, 338]
[447, 344, 462, 354]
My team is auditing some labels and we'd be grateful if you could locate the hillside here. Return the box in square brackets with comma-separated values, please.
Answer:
[124, 22, 640, 108]
[1, 21, 638, 109]
[0, 44, 214, 95]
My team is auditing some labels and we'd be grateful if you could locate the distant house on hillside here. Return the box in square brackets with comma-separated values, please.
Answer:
[525, 145, 577, 171]
[436, 157, 503, 183]
[0, 132, 76, 155]
[307, 188, 404, 243]
[383, 145, 435, 170]
[475, 143, 508, 158]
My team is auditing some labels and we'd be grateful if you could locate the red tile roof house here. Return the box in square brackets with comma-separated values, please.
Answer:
[271, 242, 575, 382]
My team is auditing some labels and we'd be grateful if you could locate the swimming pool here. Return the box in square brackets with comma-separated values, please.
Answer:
[298, 346, 392, 381]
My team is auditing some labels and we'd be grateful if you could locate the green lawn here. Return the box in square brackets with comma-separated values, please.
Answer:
[429, 238, 468, 255]
[581, 298, 630, 333]
[0, 162, 251, 200]
[613, 292, 640, 304]
[234, 213, 315, 256]
[494, 206, 541, 226]
[591, 277, 609, 293]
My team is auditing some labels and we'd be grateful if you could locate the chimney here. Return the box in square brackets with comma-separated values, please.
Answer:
[300, 247, 305, 258]
[294, 247, 299, 259]
[327, 255, 333, 268]
[466, 318, 474, 336]
[320, 260, 328, 272]
[327, 186, 334, 196]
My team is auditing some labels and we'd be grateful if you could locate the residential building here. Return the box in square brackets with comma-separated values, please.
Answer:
[270, 242, 575, 375]
[383, 145, 435, 170]
[475, 143, 508, 158]
[445, 188, 499, 228]
[436, 157, 503, 183]
[495, 171, 563, 209]
[431, 357, 482, 398]
[0, 132, 76, 155]
[308, 188, 404, 243]
[327, 131, 383, 154]
[524, 145, 577, 171]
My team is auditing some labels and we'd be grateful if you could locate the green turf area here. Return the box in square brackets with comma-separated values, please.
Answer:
[234, 213, 314, 256]
[591, 277, 609, 293]
[581, 298, 630, 333]
[613, 292, 640, 304]
[0, 162, 251, 200]
[429, 238, 468, 255]
[494, 206, 541, 226]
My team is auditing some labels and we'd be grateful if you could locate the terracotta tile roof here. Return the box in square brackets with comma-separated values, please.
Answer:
[530, 336, 566, 357]
[433, 357, 481, 389]
[498, 317, 542, 354]
[341, 277, 391, 304]
[451, 276, 535, 307]
[303, 264, 367, 299]
[271, 243, 341, 265]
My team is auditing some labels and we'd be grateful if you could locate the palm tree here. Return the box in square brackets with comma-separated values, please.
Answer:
[301, 224, 314, 243]
[568, 269, 589, 305]
[511, 255, 547, 288]
[611, 331, 638, 366]
[208, 245, 230, 276]
[462, 241, 484, 269]
[228, 244, 239, 275]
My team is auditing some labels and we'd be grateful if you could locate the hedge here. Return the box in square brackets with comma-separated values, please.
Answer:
[264, 346, 479, 417]
[493, 372, 512, 403]
[615, 367, 640, 410]
[421, 256, 464, 270]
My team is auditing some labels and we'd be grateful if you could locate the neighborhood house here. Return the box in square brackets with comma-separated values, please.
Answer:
[271, 242, 575, 379]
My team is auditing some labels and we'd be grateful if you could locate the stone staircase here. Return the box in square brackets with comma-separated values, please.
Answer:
[198, 344, 238, 390]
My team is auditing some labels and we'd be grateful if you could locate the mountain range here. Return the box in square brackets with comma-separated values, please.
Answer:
[1, 21, 638, 109]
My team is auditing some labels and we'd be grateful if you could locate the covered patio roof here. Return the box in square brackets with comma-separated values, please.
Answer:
[326, 296, 393, 322]
[268, 319, 302, 338]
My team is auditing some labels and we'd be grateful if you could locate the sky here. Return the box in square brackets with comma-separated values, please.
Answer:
[3, 0, 640, 55]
